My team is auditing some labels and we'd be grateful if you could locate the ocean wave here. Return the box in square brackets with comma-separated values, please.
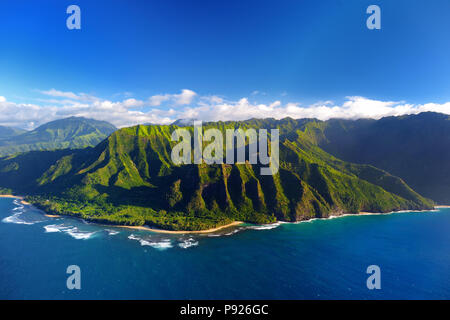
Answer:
[206, 227, 244, 237]
[2, 202, 36, 225]
[2, 210, 35, 225]
[128, 234, 173, 250]
[178, 238, 199, 249]
[246, 222, 281, 230]
[65, 227, 97, 240]
[44, 224, 66, 232]
[223, 228, 242, 236]
[43, 224, 97, 240]
[105, 229, 120, 236]
[143, 239, 173, 249]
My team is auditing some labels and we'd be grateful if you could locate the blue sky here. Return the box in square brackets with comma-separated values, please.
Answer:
[1, 0, 450, 128]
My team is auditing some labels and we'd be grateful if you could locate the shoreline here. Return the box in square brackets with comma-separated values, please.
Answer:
[2, 194, 446, 233]
[0, 194, 22, 199]
[118, 221, 244, 234]
[0, 194, 30, 205]
[1, 194, 243, 233]
[296, 208, 441, 224]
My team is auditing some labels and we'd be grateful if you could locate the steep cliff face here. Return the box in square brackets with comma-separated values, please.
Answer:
[0, 119, 434, 230]
[311, 112, 450, 204]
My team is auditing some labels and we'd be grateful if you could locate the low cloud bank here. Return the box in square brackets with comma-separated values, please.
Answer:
[1, 90, 449, 129]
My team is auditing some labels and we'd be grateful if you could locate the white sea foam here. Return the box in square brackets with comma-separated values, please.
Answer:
[128, 234, 140, 241]
[65, 227, 97, 240]
[295, 209, 436, 224]
[2, 211, 35, 225]
[2, 203, 35, 225]
[128, 234, 173, 250]
[206, 227, 243, 237]
[246, 222, 281, 230]
[208, 208, 441, 238]
[105, 229, 120, 236]
[43, 224, 96, 239]
[224, 228, 242, 236]
[178, 238, 199, 249]
[44, 224, 66, 232]
[143, 239, 173, 249]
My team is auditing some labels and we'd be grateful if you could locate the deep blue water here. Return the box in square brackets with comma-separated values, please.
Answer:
[0, 197, 449, 300]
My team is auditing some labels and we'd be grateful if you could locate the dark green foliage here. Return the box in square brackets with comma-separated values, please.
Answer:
[0, 187, 13, 195]
[313, 112, 450, 204]
[0, 117, 435, 230]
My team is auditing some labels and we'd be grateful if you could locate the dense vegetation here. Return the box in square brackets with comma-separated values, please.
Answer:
[0, 118, 434, 230]
[307, 112, 450, 204]
[0, 117, 116, 156]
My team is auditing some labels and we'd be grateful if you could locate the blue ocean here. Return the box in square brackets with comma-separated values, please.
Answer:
[0, 197, 449, 300]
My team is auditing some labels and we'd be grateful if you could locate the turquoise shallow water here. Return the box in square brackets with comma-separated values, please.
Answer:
[0, 197, 449, 299]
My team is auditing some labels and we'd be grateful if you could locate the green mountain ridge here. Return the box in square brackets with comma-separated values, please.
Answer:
[0, 125, 26, 139]
[301, 112, 450, 204]
[0, 118, 434, 231]
[0, 117, 117, 156]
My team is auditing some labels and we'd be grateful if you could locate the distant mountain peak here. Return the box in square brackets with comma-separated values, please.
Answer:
[0, 125, 27, 140]
[0, 117, 117, 156]
[172, 118, 199, 126]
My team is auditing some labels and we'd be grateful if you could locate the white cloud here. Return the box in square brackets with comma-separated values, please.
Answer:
[39, 89, 80, 100]
[149, 94, 170, 106]
[251, 90, 266, 96]
[201, 95, 224, 104]
[123, 98, 145, 108]
[39, 88, 98, 102]
[1, 90, 450, 130]
[148, 89, 197, 106]
[173, 89, 197, 105]
[171, 96, 450, 123]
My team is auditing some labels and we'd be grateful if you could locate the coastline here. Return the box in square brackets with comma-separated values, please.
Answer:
[2, 194, 445, 233]
[304, 208, 439, 223]
[40, 207, 447, 232]
[0, 194, 30, 205]
[0, 194, 22, 199]
[0, 195, 242, 233]
[118, 221, 244, 234]
[44, 214, 61, 218]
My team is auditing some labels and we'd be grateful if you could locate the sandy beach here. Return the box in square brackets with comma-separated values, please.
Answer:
[3, 193, 444, 233]
[119, 221, 243, 234]
[0, 194, 30, 205]
[0, 195, 21, 199]
[0, 195, 240, 233]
